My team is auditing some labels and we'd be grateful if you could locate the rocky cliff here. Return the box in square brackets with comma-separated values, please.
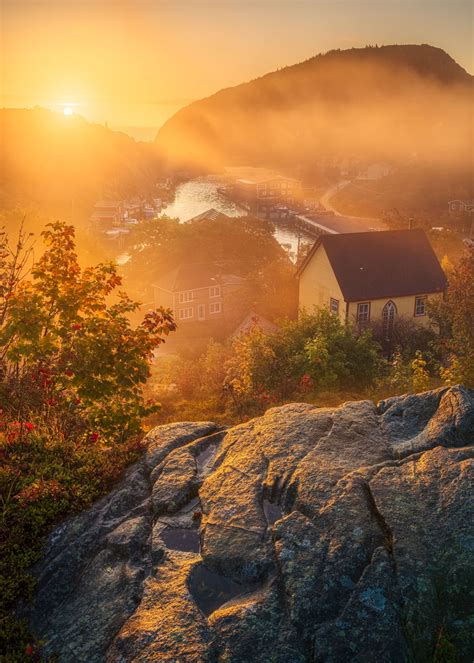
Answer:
[27, 386, 474, 662]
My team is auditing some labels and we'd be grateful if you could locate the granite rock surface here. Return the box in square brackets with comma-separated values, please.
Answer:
[27, 388, 474, 662]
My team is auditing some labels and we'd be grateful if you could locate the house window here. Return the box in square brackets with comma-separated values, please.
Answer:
[179, 307, 193, 320]
[209, 285, 221, 298]
[330, 298, 339, 315]
[414, 296, 427, 317]
[356, 302, 371, 324]
[179, 291, 193, 304]
[382, 300, 397, 337]
[209, 302, 222, 315]
[197, 304, 205, 320]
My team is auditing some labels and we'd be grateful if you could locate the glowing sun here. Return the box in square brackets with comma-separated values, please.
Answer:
[63, 106, 74, 116]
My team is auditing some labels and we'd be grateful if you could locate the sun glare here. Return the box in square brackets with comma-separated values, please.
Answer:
[63, 106, 74, 116]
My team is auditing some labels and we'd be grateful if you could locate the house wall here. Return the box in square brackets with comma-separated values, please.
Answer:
[298, 245, 444, 326]
[153, 284, 237, 323]
[236, 178, 302, 202]
[347, 292, 444, 327]
[298, 245, 345, 321]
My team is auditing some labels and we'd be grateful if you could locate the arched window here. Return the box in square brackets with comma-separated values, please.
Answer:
[382, 300, 397, 338]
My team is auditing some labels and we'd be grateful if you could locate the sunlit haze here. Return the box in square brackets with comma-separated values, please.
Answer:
[2, 0, 472, 138]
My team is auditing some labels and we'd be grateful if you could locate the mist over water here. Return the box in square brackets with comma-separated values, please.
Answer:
[162, 176, 312, 258]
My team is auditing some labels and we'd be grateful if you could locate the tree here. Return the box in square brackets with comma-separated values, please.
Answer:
[123, 214, 295, 319]
[0, 221, 176, 658]
[369, 314, 439, 362]
[430, 249, 474, 387]
[0, 222, 176, 439]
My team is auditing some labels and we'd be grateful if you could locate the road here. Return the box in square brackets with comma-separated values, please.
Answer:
[316, 180, 388, 233]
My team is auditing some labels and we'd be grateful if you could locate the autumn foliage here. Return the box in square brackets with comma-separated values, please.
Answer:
[0, 222, 175, 658]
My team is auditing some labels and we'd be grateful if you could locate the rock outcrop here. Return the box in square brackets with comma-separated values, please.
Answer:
[27, 387, 474, 662]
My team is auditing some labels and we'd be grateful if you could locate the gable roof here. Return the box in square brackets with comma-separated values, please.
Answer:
[297, 229, 447, 301]
[231, 312, 279, 338]
[186, 208, 230, 223]
[153, 263, 244, 293]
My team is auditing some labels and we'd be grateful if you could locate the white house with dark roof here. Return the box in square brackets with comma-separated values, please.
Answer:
[296, 229, 447, 331]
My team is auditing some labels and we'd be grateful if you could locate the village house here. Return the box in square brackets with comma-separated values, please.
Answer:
[356, 162, 393, 181]
[234, 174, 302, 205]
[152, 263, 245, 325]
[89, 200, 124, 227]
[296, 229, 447, 332]
[186, 208, 230, 223]
[448, 199, 474, 216]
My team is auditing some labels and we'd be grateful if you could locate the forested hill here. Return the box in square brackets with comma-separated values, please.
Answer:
[0, 108, 162, 211]
[155, 44, 473, 174]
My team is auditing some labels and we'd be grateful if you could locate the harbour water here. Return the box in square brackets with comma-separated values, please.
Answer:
[162, 176, 314, 261]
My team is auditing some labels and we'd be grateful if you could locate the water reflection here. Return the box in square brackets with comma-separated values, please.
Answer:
[163, 177, 246, 221]
[162, 177, 314, 261]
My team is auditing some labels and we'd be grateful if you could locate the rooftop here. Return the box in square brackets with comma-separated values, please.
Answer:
[186, 208, 231, 223]
[297, 229, 447, 301]
[93, 200, 123, 209]
[153, 263, 245, 293]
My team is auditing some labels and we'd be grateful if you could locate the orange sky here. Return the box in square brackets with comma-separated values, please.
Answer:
[1, 1, 472, 136]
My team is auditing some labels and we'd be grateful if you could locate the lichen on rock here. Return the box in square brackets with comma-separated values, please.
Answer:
[26, 387, 474, 662]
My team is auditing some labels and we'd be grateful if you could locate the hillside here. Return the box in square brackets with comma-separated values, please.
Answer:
[26, 386, 474, 661]
[331, 163, 474, 218]
[0, 108, 163, 212]
[156, 45, 473, 176]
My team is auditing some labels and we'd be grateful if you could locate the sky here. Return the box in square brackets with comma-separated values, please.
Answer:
[1, 0, 472, 137]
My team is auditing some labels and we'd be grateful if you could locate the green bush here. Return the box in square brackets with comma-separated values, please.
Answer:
[226, 309, 382, 401]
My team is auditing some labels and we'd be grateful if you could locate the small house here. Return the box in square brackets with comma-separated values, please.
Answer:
[152, 263, 244, 324]
[296, 229, 447, 331]
[90, 200, 124, 227]
[448, 200, 474, 216]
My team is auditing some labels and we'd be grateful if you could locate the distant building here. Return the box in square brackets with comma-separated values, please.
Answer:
[297, 229, 447, 331]
[123, 199, 143, 218]
[356, 163, 393, 181]
[156, 178, 172, 190]
[448, 199, 474, 216]
[234, 175, 302, 205]
[90, 200, 124, 227]
[152, 263, 245, 324]
[186, 208, 231, 223]
[231, 312, 279, 338]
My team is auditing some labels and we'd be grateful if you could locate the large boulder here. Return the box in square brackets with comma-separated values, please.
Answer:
[26, 387, 474, 662]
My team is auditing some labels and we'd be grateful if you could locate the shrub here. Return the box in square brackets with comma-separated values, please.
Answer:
[430, 249, 474, 387]
[0, 221, 176, 659]
[226, 309, 382, 401]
